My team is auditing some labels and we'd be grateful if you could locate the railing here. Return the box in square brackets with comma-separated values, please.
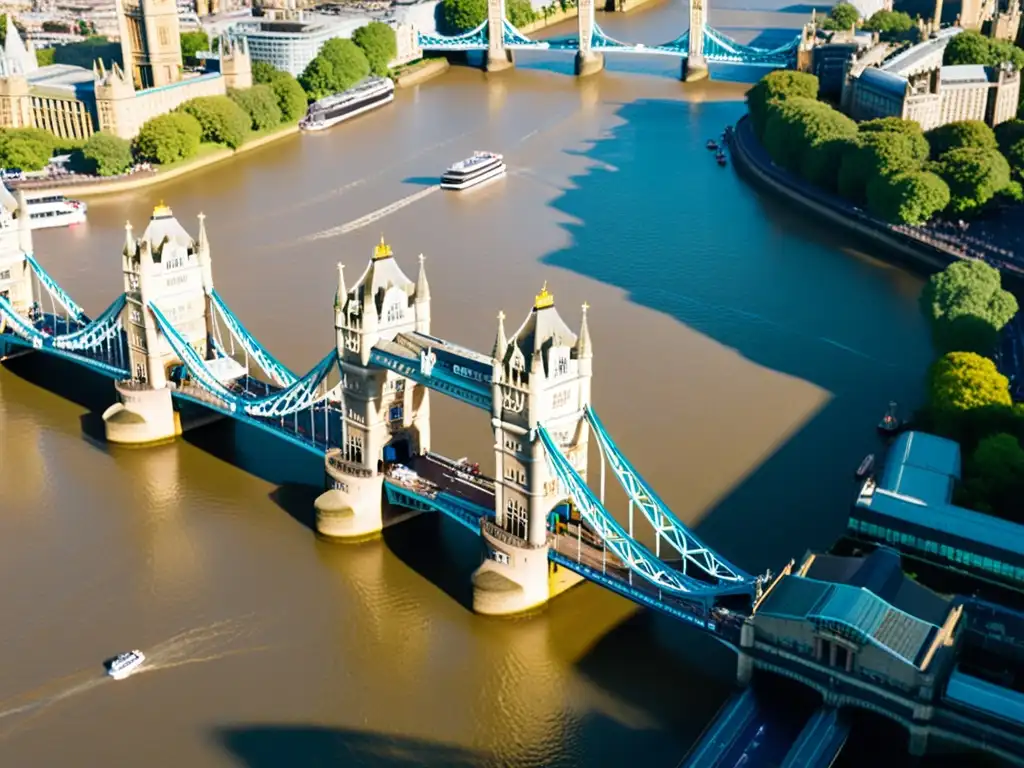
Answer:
[326, 450, 376, 479]
[481, 518, 545, 549]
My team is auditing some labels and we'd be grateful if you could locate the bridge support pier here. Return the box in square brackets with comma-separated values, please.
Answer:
[485, 49, 515, 72]
[574, 50, 604, 77]
[681, 55, 709, 82]
[473, 523, 553, 615]
[315, 449, 384, 540]
[103, 383, 181, 446]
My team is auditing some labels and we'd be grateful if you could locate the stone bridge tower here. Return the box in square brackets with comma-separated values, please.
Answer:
[486, 0, 514, 72]
[103, 204, 215, 445]
[684, 0, 709, 82]
[575, 0, 604, 76]
[0, 186, 36, 340]
[316, 237, 432, 540]
[473, 284, 593, 615]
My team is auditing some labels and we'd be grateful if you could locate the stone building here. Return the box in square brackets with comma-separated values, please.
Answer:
[842, 28, 1021, 130]
[0, 1, 252, 141]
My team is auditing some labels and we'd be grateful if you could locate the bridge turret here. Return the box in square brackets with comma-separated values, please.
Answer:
[319, 236, 432, 540]
[475, 282, 592, 616]
[683, 0, 710, 82]
[485, 0, 514, 71]
[104, 202, 214, 446]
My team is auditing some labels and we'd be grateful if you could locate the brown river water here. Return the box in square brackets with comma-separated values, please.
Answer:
[0, 4, 935, 766]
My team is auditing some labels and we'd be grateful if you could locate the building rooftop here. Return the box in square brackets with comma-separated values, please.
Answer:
[941, 64, 995, 85]
[857, 431, 1024, 559]
[946, 668, 1024, 726]
[25, 63, 95, 99]
[859, 67, 909, 97]
[757, 548, 952, 668]
[881, 27, 961, 77]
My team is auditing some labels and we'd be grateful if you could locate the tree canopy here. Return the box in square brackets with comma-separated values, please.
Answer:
[299, 38, 370, 101]
[763, 96, 857, 176]
[745, 70, 819, 138]
[944, 29, 1024, 70]
[860, 116, 930, 163]
[252, 61, 278, 85]
[269, 72, 308, 123]
[926, 120, 998, 159]
[180, 95, 250, 149]
[838, 130, 924, 202]
[80, 132, 132, 176]
[937, 146, 1012, 214]
[920, 260, 1018, 354]
[180, 31, 209, 64]
[132, 112, 202, 164]
[928, 351, 1013, 414]
[863, 9, 914, 34]
[0, 128, 56, 171]
[229, 84, 282, 131]
[866, 170, 950, 225]
[352, 21, 398, 77]
[441, 0, 487, 34]
[821, 1, 860, 30]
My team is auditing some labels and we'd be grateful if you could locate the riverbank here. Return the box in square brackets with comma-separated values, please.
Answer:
[728, 115, 1019, 280]
[520, 5, 579, 33]
[392, 57, 450, 88]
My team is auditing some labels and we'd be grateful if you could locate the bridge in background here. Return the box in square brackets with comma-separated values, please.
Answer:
[417, 0, 809, 80]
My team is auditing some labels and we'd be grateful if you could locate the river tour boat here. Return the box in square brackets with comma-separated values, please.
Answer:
[298, 76, 395, 132]
[878, 401, 901, 436]
[440, 151, 507, 191]
[108, 650, 145, 680]
[706, 139, 719, 150]
[855, 454, 875, 480]
[25, 194, 87, 230]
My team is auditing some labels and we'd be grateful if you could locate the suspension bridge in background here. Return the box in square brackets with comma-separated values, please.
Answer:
[417, 0, 806, 79]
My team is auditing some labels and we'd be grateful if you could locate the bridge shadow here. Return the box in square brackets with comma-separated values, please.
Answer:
[538, 97, 932, 576]
[214, 716, 646, 767]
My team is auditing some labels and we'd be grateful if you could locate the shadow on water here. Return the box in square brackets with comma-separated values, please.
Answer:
[540, 97, 931, 574]
[402, 176, 441, 187]
[381, 512, 478, 611]
[215, 716, 647, 768]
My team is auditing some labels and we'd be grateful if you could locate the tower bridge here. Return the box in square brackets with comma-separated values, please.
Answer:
[416, 0, 807, 81]
[4, 196, 1024, 765]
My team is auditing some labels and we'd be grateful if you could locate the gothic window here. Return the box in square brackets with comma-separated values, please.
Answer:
[0, 269, 10, 280]
[345, 432, 364, 464]
[505, 498, 528, 540]
[159, 28, 169, 46]
[134, 362, 146, 382]
[394, 379, 405, 394]
[556, 355, 568, 376]
[386, 300, 403, 323]
[130, 308, 142, 324]
[129, 274, 140, 292]
[345, 334, 360, 353]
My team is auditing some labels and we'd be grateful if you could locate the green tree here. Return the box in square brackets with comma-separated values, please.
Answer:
[351, 21, 398, 77]
[229, 85, 282, 131]
[821, 2, 860, 30]
[299, 38, 370, 100]
[964, 433, 1024, 516]
[746, 70, 819, 138]
[863, 9, 914, 33]
[937, 146, 1012, 214]
[298, 55, 337, 102]
[180, 30, 209, 64]
[1005, 139, 1024, 180]
[762, 97, 856, 178]
[35, 47, 55, 67]
[920, 260, 1018, 355]
[507, 0, 537, 26]
[0, 128, 55, 171]
[860, 117, 930, 163]
[80, 132, 132, 176]
[252, 60, 279, 84]
[269, 71, 308, 123]
[926, 120, 998, 159]
[928, 351, 1012, 415]
[441, 0, 488, 33]
[866, 170, 950, 225]
[132, 112, 202, 164]
[180, 95, 250, 149]
[838, 131, 923, 202]
[994, 118, 1024, 153]
[944, 29, 1024, 69]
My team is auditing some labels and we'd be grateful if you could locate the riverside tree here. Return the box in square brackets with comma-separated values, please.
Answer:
[920, 260, 1018, 355]
[352, 21, 398, 76]
[821, 2, 859, 30]
[745, 70, 819, 138]
[441, 0, 487, 32]
[180, 95, 251, 149]
[132, 112, 202, 164]
[926, 119, 998, 159]
[0, 128, 55, 171]
[80, 132, 133, 176]
[963, 432, 1024, 516]
[866, 170, 950, 225]
[229, 85, 282, 131]
[928, 351, 1013, 414]
[299, 38, 370, 101]
[859, 117, 930, 163]
[937, 146, 1012, 214]
[838, 130, 923, 202]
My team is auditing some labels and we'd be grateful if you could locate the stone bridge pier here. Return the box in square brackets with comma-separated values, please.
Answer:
[683, 0, 709, 82]
[473, 285, 592, 615]
[575, 0, 604, 76]
[486, 0, 514, 71]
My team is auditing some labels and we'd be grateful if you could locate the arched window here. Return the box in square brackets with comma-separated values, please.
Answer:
[505, 499, 528, 540]
[386, 300, 404, 323]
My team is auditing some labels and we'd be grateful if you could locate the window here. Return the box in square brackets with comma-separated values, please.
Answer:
[556, 355, 568, 376]
[394, 379, 405, 394]
[0, 269, 9, 280]
[130, 308, 142, 324]
[504, 437, 521, 453]
[345, 433, 363, 464]
[552, 389, 571, 409]
[504, 466, 526, 484]
[389, 404, 403, 423]
[134, 362, 146, 381]
[386, 300, 403, 323]
[505, 499, 527, 540]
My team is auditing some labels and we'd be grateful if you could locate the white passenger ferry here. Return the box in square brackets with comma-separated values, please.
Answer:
[25, 194, 87, 230]
[440, 151, 506, 191]
[108, 650, 145, 680]
[299, 76, 395, 132]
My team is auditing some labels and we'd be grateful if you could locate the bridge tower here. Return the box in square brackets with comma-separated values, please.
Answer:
[683, 0, 709, 82]
[103, 204, 215, 445]
[486, 0, 514, 72]
[575, 0, 604, 76]
[0, 186, 36, 346]
[315, 237, 432, 540]
[473, 284, 592, 616]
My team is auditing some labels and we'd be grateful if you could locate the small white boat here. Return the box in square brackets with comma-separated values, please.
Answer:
[855, 453, 875, 479]
[25, 193, 87, 230]
[441, 151, 506, 191]
[108, 650, 145, 680]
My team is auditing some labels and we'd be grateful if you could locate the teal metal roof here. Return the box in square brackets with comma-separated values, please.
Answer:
[757, 575, 939, 667]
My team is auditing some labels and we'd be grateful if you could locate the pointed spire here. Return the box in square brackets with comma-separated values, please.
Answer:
[415, 253, 430, 302]
[197, 211, 208, 251]
[123, 219, 133, 255]
[335, 262, 346, 310]
[492, 310, 507, 360]
[577, 301, 592, 359]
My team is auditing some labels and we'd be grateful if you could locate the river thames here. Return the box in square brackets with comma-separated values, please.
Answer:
[0, 4, 936, 766]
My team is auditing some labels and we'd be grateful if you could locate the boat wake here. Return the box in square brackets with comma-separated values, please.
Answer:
[0, 617, 264, 737]
[297, 185, 440, 243]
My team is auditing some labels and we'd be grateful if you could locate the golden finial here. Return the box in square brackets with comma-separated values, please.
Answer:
[152, 200, 171, 217]
[374, 234, 392, 260]
[534, 281, 554, 310]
